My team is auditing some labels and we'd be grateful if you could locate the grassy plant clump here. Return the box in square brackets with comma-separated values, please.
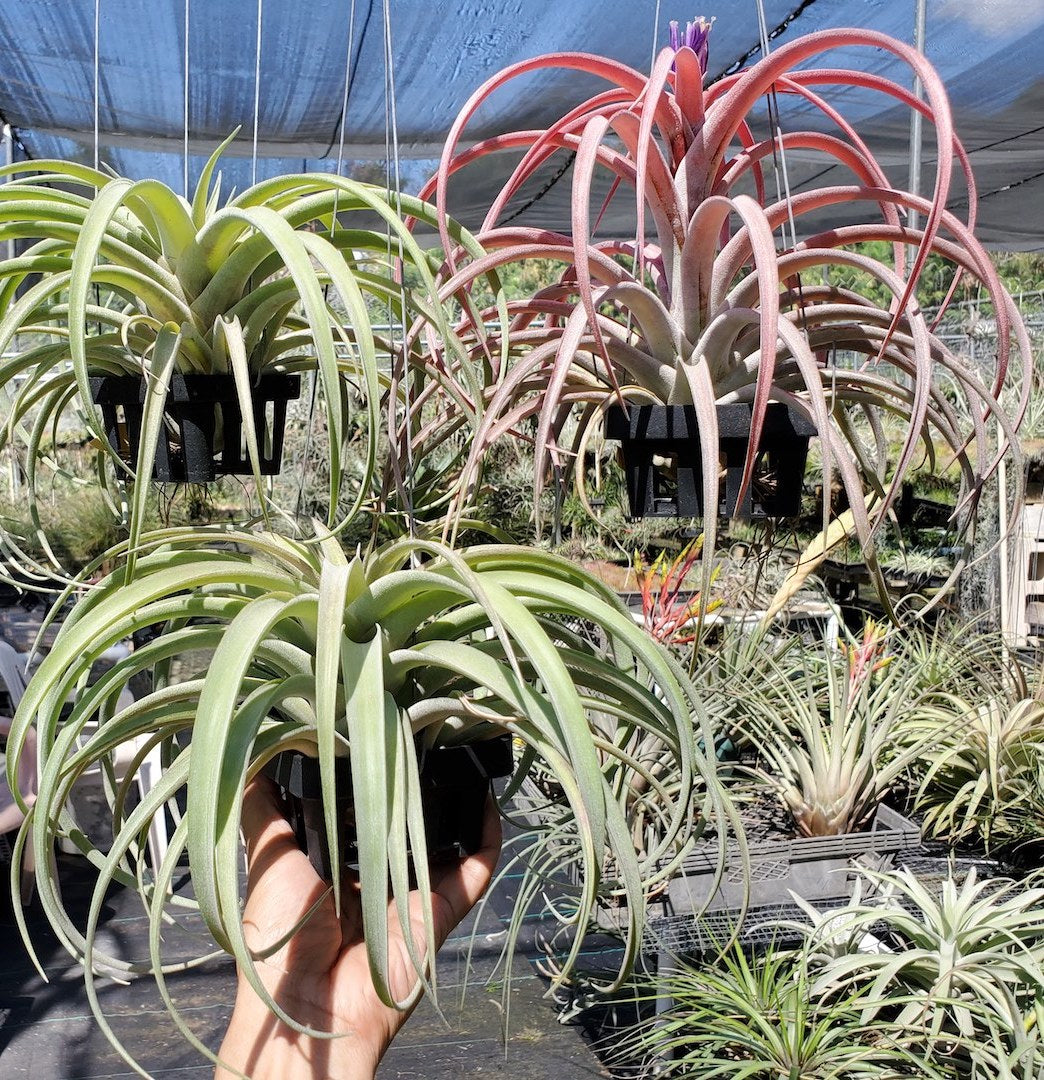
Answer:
[602, 867, 1044, 1079]
[900, 655, 1044, 852]
[611, 945, 936, 1078]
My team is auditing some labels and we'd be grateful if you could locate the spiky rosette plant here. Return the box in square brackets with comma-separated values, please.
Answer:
[734, 624, 930, 837]
[0, 135, 495, 587]
[4, 526, 724, 1072]
[406, 18, 1030, 601]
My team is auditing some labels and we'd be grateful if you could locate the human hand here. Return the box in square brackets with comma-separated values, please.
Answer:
[216, 775, 502, 1079]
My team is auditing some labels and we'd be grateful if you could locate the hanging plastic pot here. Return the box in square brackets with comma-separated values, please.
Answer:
[89, 373, 301, 483]
[605, 402, 816, 521]
[263, 735, 514, 881]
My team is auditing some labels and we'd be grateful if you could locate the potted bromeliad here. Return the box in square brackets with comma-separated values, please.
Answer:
[403, 17, 1029, 604]
[0, 134, 495, 584]
[4, 526, 728, 1073]
[646, 618, 929, 913]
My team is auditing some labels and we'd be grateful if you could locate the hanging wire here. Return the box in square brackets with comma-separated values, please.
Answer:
[754, 0, 807, 330]
[381, 0, 418, 539]
[183, 0, 190, 198]
[93, 0, 100, 170]
[92, 0, 103, 337]
[294, 0, 358, 524]
[334, 0, 358, 181]
[251, 0, 263, 187]
[649, 0, 662, 69]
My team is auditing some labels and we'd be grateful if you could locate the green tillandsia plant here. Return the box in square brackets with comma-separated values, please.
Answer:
[803, 867, 1044, 1073]
[609, 943, 940, 1079]
[4, 526, 725, 1073]
[406, 17, 1030, 606]
[902, 674, 1044, 851]
[0, 133, 497, 586]
[733, 622, 931, 837]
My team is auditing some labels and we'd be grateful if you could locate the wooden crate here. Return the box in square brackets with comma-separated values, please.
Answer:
[1006, 502, 1044, 645]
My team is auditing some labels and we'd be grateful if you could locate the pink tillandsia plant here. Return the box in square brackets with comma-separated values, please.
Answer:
[637, 535, 721, 645]
[404, 15, 1030, 607]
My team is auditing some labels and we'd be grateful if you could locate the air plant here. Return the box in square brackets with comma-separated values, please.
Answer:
[407, 17, 1030, 605]
[636, 535, 721, 644]
[4, 526, 726, 1072]
[734, 628, 929, 837]
[804, 868, 1044, 1069]
[610, 942, 937, 1079]
[0, 135, 495, 586]
[903, 679, 1044, 849]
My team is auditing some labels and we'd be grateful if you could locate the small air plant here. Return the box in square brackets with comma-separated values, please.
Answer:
[905, 680, 1044, 850]
[803, 867, 1044, 1069]
[736, 627, 928, 837]
[610, 942, 937, 1079]
[636, 535, 721, 645]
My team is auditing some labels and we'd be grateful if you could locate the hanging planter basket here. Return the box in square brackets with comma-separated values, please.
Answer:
[263, 735, 514, 881]
[89, 372, 301, 484]
[605, 402, 816, 521]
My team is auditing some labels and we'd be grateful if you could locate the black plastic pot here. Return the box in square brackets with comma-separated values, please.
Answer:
[89, 372, 301, 483]
[605, 402, 816, 521]
[264, 736, 513, 881]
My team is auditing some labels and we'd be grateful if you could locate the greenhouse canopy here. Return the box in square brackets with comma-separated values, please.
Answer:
[0, 0, 1040, 248]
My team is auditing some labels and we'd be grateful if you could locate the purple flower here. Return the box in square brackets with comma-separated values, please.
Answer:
[669, 16, 713, 74]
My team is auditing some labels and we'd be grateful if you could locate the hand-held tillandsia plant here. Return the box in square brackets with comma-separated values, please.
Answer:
[408, 17, 1030, 604]
[4, 527, 725, 1073]
[0, 134, 495, 585]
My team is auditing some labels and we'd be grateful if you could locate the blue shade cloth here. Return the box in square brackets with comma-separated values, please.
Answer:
[0, 0, 1040, 248]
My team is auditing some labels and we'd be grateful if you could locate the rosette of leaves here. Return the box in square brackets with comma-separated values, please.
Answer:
[803, 868, 1044, 1073]
[4, 527, 724, 1071]
[0, 134, 495, 585]
[612, 944, 940, 1079]
[410, 19, 1030, 604]
[733, 627, 929, 836]
[905, 686, 1044, 850]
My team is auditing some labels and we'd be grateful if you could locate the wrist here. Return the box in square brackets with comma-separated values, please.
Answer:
[216, 979, 382, 1080]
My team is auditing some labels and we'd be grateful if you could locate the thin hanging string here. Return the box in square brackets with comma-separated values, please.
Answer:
[92, 0, 102, 337]
[381, 0, 417, 540]
[329, 0, 357, 231]
[334, 0, 357, 181]
[295, 0, 358, 525]
[251, 0, 263, 187]
[183, 0, 190, 197]
[754, 0, 807, 331]
[649, 0, 662, 69]
[754, 0, 795, 252]
[93, 0, 100, 170]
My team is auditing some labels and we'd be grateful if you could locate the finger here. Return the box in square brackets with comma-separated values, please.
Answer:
[430, 794, 502, 939]
[240, 775, 301, 878]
